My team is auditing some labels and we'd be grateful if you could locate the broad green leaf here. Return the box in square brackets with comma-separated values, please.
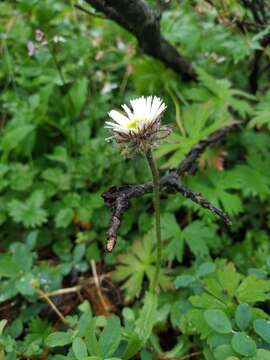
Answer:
[99, 316, 121, 357]
[123, 333, 143, 360]
[235, 304, 252, 330]
[181, 221, 214, 257]
[85, 320, 100, 356]
[123, 292, 157, 359]
[16, 273, 38, 296]
[213, 344, 236, 360]
[45, 331, 73, 347]
[196, 262, 216, 277]
[204, 309, 232, 334]
[250, 349, 270, 360]
[111, 237, 171, 301]
[0, 255, 20, 278]
[175, 275, 195, 288]
[236, 276, 270, 303]
[72, 337, 88, 360]
[136, 292, 157, 340]
[216, 264, 241, 296]
[1, 124, 35, 154]
[77, 312, 93, 338]
[68, 77, 89, 117]
[253, 319, 270, 343]
[231, 332, 256, 357]
[55, 208, 74, 228]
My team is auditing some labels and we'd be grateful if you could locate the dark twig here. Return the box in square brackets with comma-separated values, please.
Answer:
[176, 125, 234, 176]
[102, 125, 235, 251]
[169, 181, 232, 226]
[80, 0, 196, 81]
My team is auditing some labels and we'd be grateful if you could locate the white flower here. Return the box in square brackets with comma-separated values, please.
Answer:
[53, 35, 66, 43]
[105, 96, 168, 151]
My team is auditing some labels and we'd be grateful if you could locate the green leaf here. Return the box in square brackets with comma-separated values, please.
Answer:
[77, 312, 92, 338]
[175, 275, 195, 288]
[85, 320, 100, 356]
[112, 236, 171, 301]
[253, 319, 270, 343]
[8, 190, 48, 228]
[123, 292, 157, 359]
[136, 292, 157, 340]
[0, 320, 7, 336]
[231, 332, 256, 357]
[55, 208, 74, 228]
[45, 331, 73, 347]
[0, 255, 20, 278]
[181, 221, 214, 257]
[213, 344, 236, 360]
[99, 316, 121, 357]
[68, 77, 89, 117]
[235, 304, 252, 330]
[204, 309, 232, 334]
[16, 273, 37, 296]
[72, 337, 88, 360]
[196, 262, 216, 277]
[216, 263, 241, 296]
[11, 242, 33, 272]
[250, 349, 270, 360]
[249, 90, 270, 130]
[162, 213, 183, 262]
[1, 124, 35, 155]
[236, 275, 270, 303]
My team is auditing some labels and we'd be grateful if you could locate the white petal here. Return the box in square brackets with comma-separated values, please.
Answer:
[108, 110, 129, 125]
[130, 96, 145, 119]
[105, 122, 129, 132]
[121, 104, 133, 120]
[150, 96, 166, 119]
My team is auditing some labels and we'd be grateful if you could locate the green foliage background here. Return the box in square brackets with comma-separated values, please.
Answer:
[1, 0, 270, 359]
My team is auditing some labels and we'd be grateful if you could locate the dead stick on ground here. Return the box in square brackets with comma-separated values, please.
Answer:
[90, 259, 110, 313]
[178, 351, 202, 360]
[160, 350, 202, 360]
[44, 285, 82, 297]
[43, 275, 109, 298]
[36, 288, 74, 329]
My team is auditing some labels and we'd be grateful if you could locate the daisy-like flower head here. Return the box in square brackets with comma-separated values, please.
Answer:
[105, 96, 169, 152]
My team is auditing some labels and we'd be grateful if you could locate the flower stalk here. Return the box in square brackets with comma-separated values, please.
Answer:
[145, 148, 161, 293]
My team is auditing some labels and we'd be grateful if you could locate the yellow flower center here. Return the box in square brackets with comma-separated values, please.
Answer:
[127, 118, 138, 129]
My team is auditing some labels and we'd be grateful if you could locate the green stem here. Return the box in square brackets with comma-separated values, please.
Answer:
[145, 148, 162, 293]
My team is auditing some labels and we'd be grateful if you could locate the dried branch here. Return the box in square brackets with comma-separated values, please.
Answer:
[175, 125, 234, 176]
[80, 0, 196, 81]
[90, 260, 111, 313]
[168, 180, 232, 226]
[37, 288, 74, 329]
[103, 125, 235, 251]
